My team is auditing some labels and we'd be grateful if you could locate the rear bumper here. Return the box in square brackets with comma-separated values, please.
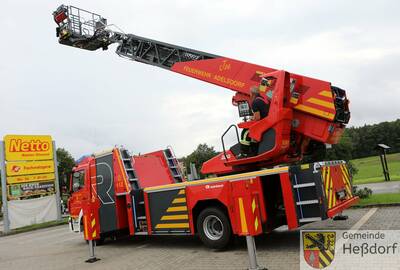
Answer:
[327, 196, 359, 218]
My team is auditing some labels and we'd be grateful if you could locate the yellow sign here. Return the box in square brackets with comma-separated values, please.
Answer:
[6, 160, 55, 176]
[7, 173, 55, 184]
[4, 135, 53, 161]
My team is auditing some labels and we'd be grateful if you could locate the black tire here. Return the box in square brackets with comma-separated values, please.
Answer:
[197, 207, 232, 250]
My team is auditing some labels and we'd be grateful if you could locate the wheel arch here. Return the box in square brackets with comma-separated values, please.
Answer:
[192, 199, 231, 234]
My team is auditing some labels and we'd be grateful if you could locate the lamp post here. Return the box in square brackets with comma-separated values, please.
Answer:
[375, 144, 391, 182]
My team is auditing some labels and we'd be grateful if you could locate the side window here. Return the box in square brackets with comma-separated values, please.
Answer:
[72, 171, 85, 192]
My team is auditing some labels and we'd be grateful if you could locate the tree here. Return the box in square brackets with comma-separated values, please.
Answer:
[325, 133, 354, 161]
[56, 148, 75, 193]
[182, 144, 218, 178]
[346, 119, 400, 158]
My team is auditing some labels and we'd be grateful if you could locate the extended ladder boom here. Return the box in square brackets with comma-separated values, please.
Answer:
[53, 5, 351, 175]
[116, 34, 218, 69]
[53, 5, 218, 68]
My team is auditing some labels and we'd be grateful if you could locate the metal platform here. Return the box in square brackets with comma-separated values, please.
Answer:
[53, 5, 111, 50]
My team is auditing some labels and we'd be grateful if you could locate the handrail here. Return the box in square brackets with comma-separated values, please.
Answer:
[221, 124, 240, 161]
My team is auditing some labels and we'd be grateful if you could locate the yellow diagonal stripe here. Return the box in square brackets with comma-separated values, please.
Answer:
[172, 198, 186, 204]
[329, 175, 334, 208]
[342, 165, 351, 187]
[161, 214, 188, 221]
[339, 165, 351, 189]
[166, 206, 187, 212]
[91, 219, 96, 228]
[92, 231, 97, 238]
[319, 90, 333, 98]
[238, 197, 248, 234]
[322, 167, 328, 186]
[332, 188, 336, 207]
[155, 223, 189, 229]
[254, 217, 259, 231]
[295, 104, 335, 120]
[325, 167, 330, 199]
[83, 216, 88, 239]
[328, 176, 332, 208]
[252, 199, 256, 213]
[178, 189, 185, 195]
[343, 165, 351, 180]
[307, 98, 335, 109]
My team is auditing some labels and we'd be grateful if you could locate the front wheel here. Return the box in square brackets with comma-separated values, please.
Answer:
[197, 207, 232, 249]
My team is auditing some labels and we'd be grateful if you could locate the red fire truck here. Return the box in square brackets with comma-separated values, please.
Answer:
[69, 147, 356, 249]
[54, 5, 358, 250]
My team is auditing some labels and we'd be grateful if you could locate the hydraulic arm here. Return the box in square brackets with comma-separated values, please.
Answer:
[53, 5, 350, 175]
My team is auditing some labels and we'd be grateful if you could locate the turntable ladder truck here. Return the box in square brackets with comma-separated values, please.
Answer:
[53, 5, 358, 268]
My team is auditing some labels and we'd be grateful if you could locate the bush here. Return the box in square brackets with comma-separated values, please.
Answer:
[352, 186, 372, 199]
[347, 161, 358, 179]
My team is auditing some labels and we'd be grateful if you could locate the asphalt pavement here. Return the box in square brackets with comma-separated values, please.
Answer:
[0, 206, 399, 270]
[356, 180, 400, 194]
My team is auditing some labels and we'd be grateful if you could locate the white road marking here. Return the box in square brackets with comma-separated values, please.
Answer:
[136, 243, 149, 249]
[335, 207, 378, 248]
[349, 207, 377, 231]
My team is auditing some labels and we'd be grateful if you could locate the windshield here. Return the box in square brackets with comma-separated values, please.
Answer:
[72, 170, 85, 191]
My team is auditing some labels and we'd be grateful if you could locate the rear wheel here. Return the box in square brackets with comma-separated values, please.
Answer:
[197, 207, 232, 249]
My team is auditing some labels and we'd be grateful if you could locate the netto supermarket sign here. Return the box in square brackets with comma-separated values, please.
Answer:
[4, 135, 53, 161]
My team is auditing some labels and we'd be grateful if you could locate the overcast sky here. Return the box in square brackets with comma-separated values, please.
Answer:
[1, 0, 399, 159]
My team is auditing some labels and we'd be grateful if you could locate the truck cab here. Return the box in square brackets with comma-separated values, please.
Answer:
[68, 156, 92, 233]
[68, 148, 184, 235]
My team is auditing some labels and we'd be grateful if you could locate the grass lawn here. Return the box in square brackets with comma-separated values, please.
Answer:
[352, 153, 400, 184]
[357, 193, 400, 206]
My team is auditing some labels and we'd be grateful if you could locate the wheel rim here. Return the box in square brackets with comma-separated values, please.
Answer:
[203, 215, 224, 241]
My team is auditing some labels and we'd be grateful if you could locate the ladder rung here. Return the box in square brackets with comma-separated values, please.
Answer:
[296, 200, 319, 205]
[116, 192, 129, 196]
[137, 216, 146, 220]
[123, 158, 131, 161]
[139, 201, 144, 205]
[126, 168, 134, 171]
[293, 183, 315, 188]
[299, 217, 322, 223]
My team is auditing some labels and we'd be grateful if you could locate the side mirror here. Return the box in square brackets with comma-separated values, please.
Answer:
[72, 182, 80, 192]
